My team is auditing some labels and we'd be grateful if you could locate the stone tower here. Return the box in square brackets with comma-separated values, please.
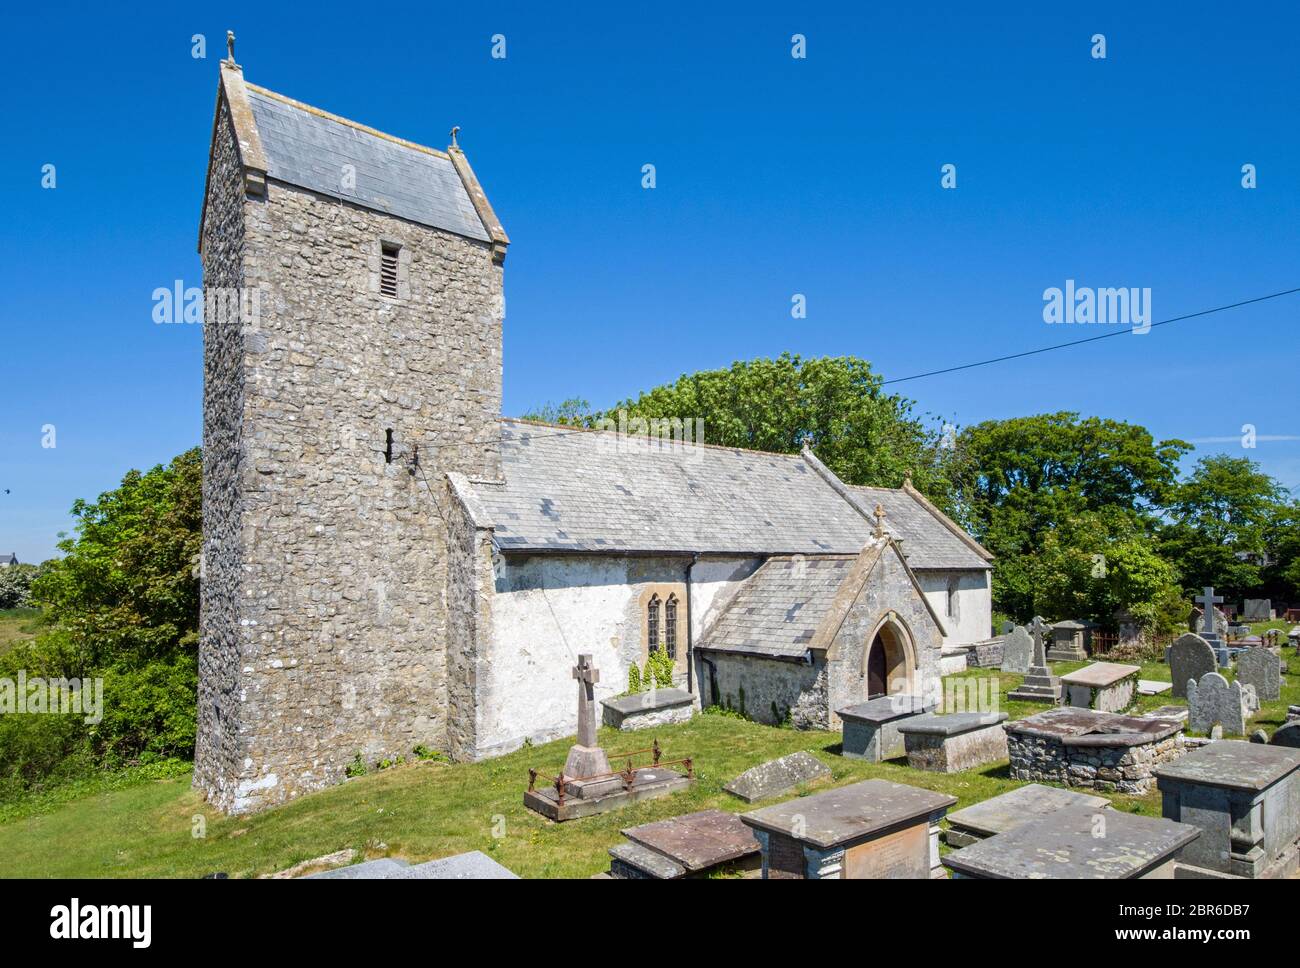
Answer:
[194, 54, 509, 813]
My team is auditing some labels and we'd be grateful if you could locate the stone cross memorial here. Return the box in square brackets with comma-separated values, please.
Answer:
[562, 655, 615, 792]
[1007, 616, 1062, 704]
[1195, 586, 1232, 667]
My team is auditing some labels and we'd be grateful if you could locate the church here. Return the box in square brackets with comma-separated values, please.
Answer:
[193, 52, 993, 814]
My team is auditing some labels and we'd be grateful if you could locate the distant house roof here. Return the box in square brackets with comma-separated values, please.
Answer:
[696, 555, 856, 658]
[0, 553, 16, 566]
[467, 420, 992, 568]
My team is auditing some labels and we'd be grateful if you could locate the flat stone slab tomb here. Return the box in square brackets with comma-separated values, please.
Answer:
[1006, 707, 1185, 794]
[897, 712, 1009, 773]
[601, 687, 694, 731]
[1138, 680, 1172, 696]
[837, 694, 936, 762]
[944, 805, 1200, 879]
[1060, 662, 1140, 712]
[740, 779, 956, 879]
[1154, 740, 1300, 879]
[607, 809, 760, 879]
[943, 783, 1110, 848]
[724, 750, 830, 803]
[301, 851, 518, 879]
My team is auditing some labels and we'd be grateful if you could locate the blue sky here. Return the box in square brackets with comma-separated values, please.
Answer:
[2, 2, 1298, 562]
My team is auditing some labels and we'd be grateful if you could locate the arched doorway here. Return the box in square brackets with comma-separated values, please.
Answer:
[865, 617, 915, 698]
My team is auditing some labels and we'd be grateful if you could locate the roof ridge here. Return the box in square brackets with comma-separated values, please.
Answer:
[500, 417, 807, 460]
[244, 81, 451, 160]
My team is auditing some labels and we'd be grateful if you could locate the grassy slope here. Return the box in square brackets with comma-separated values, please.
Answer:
[0, 608, 43, 657]
[0, 648, 1294, 879]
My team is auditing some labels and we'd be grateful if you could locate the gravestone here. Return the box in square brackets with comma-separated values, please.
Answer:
[944, 805, 1199, 879]
[1237, 647, 1282, 703]
[1271, 722, 1300, 749]
[1242, 598, 1272, 621]
[1156, 740, 1300, 878]
[1187, 672, 1250, 736]
[741, 779, 956, 879]
[724, 751, 830, 803]
[999, 625, 1033, 674]
[1168, 633, 1216, 699]
[1007, 616, 1063, 704]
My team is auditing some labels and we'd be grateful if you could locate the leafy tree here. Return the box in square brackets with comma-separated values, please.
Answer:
[0, 562, 43, 609]
[951, 413, 1189, 622]
[0, 449, 201, 796]
[518, 397, 599, 426]
[599, 353, 956, 502]
[1263, 501, 1300, 600]
[1031, 508, 1182, 633]
[1159, 455, 1287, 599]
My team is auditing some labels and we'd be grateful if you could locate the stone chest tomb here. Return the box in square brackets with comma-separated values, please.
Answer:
[741, 779, 955, 879]
[897, 711, 1009, 773]
[1060, 661, 1140, 713]
[944, 805, 1199, 879]
[1154, 740, 1300, 879]
[837, 694, 935, 762]
[1005, 707, 1185, 794]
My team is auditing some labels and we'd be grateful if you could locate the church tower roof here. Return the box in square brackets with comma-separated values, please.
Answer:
[199, 58, 509, 260]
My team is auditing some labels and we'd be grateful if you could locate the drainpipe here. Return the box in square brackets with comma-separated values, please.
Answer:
[685, 553, 698, 695]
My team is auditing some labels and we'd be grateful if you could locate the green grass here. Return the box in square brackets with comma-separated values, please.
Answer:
[0, 647, 1295, 879]
[0, 607, 44, 657]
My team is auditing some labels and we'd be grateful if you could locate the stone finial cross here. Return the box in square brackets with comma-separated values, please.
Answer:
[873, 503, 886, 538]
[226, 30, 236, 63]
[572, 654, 600, 748]
[1196, 587, 1224, 636]
[449, 125, 460, 149]
[1029, 615, 1051, 667]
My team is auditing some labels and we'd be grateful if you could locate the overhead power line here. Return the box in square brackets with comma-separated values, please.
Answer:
[880, 286, 1300, 386]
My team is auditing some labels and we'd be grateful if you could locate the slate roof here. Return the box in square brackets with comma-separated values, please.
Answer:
[696, 556, 857, 658]
[469, 420, 991, 568]
[0, 554, 16, 566]
[847, 485, 988, 570]
[473, 421, 875, 556]
[244, 85, 491, 243]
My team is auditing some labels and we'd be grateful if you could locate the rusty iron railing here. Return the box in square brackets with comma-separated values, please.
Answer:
[527, 738, 694, 807]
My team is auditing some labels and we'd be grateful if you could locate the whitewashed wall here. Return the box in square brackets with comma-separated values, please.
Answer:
[916, 569, 992, 648]
[476, 553, 760, 758]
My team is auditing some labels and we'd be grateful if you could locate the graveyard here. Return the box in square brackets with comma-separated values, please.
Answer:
[1, 618, 1294, 879]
